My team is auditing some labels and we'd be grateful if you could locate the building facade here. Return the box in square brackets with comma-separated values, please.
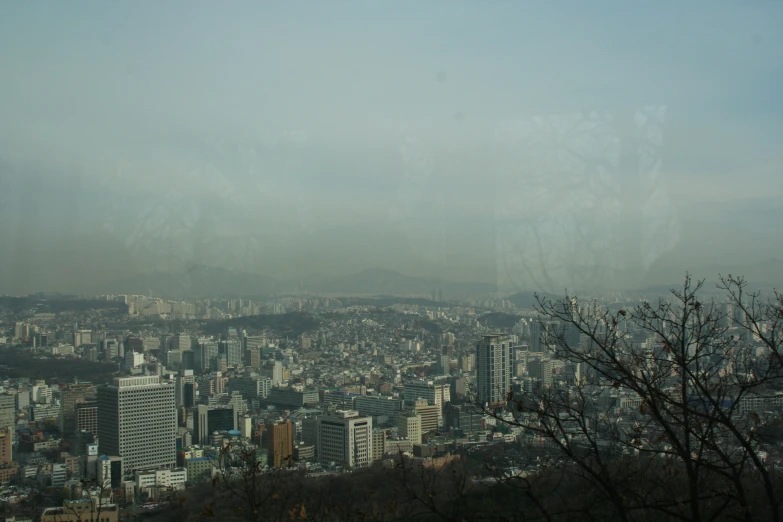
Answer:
[266, 420, 294, 468]
[97, 376, 177, 473]
[476, 334, 511, 407]
[316, 410, 373, 469]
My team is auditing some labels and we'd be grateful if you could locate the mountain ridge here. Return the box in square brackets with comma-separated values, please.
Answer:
[104, 266, 497, 299]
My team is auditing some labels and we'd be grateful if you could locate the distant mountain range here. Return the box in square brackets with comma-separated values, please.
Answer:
[105, 266, 497, 299]
[105, 265, 279, 298]
[641, 258, 783, 292]
[313, 268, 496, 297]
[103, 258, 783, 300]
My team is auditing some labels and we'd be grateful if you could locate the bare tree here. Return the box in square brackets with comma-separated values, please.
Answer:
[481, 274, 783, 522]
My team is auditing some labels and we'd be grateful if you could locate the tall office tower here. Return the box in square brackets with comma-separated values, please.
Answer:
[0, 428, 13, 465]
[174, 333, 191, 352]
[219, 340, 242, 368]
[197, 341, 219, 372]
[266, 420, 294, 468]
[302, 417, 320, 447]
[0, 395, 15, 433]
[165, 350, 183, 369]
[529, 322, 544, 353]
[75, 401, 99, 436]
[160, 336, 173, 353]
[124, 335, 145, 353]
[437, 353, 451, 375]
[316, 410, 373, 469]
[372, 429, 386, 461]
[449, 376, 466, 397]
[459, 352, 476, 372]
[13, 323, 26, 341]
[527, 357, 554, 388]
[261, 361, 284, 385]
[551, 301, 581, 352]
[246, 349, 262, 370]
[181, 350, 195, 371]
[97, 376, 177, 473]
[398, 412, 422, 444]
[182, 383, 197, 409]
[476, 334, 512, 407]
[59, 383, 96, 435]
[73, 329, 92, 347]
[175, 371, 196, 408]
[0, 427, 15, 484]
[101, 340, 119, 359]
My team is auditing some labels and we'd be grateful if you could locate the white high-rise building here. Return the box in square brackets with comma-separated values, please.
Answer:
[476, 334, 511, 407]
[97, 376, 177, 473]
[316, 410, 373, 469]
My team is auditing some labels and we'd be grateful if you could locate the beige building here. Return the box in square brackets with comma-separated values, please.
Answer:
[398, 412, 422, 445]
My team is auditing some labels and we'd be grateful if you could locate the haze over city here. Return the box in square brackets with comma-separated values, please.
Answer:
[1, 1, 782, 295]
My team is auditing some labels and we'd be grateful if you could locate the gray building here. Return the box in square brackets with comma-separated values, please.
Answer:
[317, 410, 373, 469]
[0, 395, 15, 432]
[193, 404, 238, 446]
[267, 388, 320, 408]
[476, 334, 512, 407]
[227, 377, 271, 401]
[354, 396, 403, 419]
[97, 376, 177, 474]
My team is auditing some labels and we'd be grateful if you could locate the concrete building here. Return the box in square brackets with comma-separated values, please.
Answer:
[227, 377, 271, 401]
[293, 443, 315, 462]
[444, 403, 484, 432]
[398, 412, 422, 444]
[403, 381, 451, 422]
[196, 341, 219, 372]
[0, 427, 18, 484]
[174, 333, 191, 352]
[175, 371, 196, 408]
[75, 401, 98, 436]
[193, 404, 237, 446]
[267, 388, 319, 409]
[219, 340, 242, 368]
[372, 429, 386, 462]
[97, 376, 177, 473]
[135, 468, 188, 492]
[477, 334, 512, 407]
[261, 360, 284, 385]
[96, 455, 124, 489]
[408, 399, 439, 433]
[316, 410, 373, 469]
[354, 396, 404, 419]
[185, 456, 215, 483]
[266, 420, 294, 468]
[59, 383, 96, 435]
[0, 395, 15, 433]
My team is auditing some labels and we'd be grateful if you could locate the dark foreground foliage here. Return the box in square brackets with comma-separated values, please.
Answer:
[142, 453, 783, 522]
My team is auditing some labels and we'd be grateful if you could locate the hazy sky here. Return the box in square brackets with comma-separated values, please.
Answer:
[1, 1, 782, 294]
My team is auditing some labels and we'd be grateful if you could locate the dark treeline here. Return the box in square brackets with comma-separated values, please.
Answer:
[0, 348, 118, 384]
[142, 453, 783, 522]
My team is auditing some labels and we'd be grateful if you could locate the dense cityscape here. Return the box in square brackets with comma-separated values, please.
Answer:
[0, 281, 779, 521]
[3, 1, 782, 520]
